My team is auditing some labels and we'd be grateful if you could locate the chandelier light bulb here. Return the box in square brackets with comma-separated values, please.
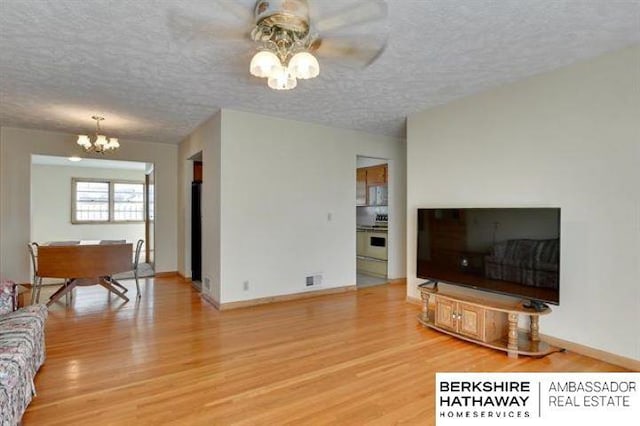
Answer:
[267, 65, 297, 90]
[95, 135, 108, 147]
[289, 51, 319, 80]
[250, 51, 281, 78]
[109, 138, 120, 149]
[77, 135, 91, 147]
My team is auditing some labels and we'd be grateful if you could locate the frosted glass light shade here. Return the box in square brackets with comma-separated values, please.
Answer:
[289, 52, 319, 79]
[250, 51, 281, 78]
[109, 138, 120, 149]
[77, 135, 91, 147]
[267, 66, 297, 90]
[95, 135, 108, 146]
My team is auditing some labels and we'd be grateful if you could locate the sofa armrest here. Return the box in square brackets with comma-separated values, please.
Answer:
[0, 280, 18, 315]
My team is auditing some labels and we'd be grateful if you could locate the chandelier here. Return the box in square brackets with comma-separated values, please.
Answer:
[249, 0, 319, 90]
[76, 116, 120, 154]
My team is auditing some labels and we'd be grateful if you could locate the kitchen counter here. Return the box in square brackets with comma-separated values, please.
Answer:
[357, 226, 388, 233]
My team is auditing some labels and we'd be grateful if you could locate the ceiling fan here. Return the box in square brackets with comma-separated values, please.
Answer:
[168, 0, 389, 90]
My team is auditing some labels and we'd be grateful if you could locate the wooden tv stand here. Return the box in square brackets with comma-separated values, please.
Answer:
[417, 284, 560, 358]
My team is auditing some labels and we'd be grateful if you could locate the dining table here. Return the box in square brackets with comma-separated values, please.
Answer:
[37, 241, 134, 306]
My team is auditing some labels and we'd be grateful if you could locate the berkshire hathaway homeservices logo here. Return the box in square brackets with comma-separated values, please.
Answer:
[436, 372, 639, 425]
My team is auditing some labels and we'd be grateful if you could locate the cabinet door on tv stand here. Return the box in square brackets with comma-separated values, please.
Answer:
[457, 303, 485, 341]
[434, 298, 457, 331]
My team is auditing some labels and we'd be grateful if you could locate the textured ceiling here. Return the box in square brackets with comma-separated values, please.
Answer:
[1, 0, 639, 143]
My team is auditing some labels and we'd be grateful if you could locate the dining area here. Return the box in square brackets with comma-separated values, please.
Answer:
[28, 239, 145, 307]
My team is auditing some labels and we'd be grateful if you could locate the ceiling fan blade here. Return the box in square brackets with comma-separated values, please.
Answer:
[314, 0, 388, 34]
[166, 9, 250, 42]
[213, 0, 254, 23]
[313, 35, 387, 68]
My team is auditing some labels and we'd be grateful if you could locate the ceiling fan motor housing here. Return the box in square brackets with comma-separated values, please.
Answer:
[254, 0, 310, 35]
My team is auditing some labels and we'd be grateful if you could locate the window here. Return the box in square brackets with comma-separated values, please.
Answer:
[74, 181, 110, 222]
[72, 179, 145, 223]
[113, 183, 145, 221]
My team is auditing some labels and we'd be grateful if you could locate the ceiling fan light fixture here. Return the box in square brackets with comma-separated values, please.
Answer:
[267, 66, 297, 90]
[250, 50, 281, 78]
[289, 51, 319, 80]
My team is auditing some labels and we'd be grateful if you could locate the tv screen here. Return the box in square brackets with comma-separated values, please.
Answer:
[417, 208, 560, 305]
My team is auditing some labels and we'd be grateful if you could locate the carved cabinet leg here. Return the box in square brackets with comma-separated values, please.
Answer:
[530, 315, 540, 342]
[507, 313, 519, 358]
[420, 292, 430, 322]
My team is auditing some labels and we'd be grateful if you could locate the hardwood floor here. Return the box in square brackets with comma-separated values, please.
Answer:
[23, 278, 626, 425]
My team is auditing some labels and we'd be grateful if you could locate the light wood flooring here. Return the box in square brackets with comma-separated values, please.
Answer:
[23, 277, 626, 425]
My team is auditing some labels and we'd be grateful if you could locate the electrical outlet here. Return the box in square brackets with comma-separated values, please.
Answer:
[204, 277, 211, 290]
[243, 280, 249, 291]
[306, 274, 322, 287]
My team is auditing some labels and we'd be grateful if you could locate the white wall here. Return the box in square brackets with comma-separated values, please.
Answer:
[0, 127, 179, 281]
[218, 110, 406, 304]
[30, 164, 145, 244]
[178, 113, 221, 302]
[407, 46, 640, 360]
[178, 122, 203, 278]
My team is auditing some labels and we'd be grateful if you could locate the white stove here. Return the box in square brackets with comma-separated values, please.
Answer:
[374, 213, 388, 230]
[357, 213, 389, 277]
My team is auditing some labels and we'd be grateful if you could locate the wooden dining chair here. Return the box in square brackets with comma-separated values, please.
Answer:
[48, 241, 80, 246]
[102, 239, 144, 298]
[102, 240, 130, 294]
[31, 242, 75, 305]
[132, 239, 144, 298]
[28, 243, 43, 304]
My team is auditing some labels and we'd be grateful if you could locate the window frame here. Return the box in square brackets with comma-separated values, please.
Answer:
[71, 177, 146, 224]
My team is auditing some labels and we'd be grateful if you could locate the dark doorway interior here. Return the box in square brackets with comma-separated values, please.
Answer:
[191, 161, 202, 282]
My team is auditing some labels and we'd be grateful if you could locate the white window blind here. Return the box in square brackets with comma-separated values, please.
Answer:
[74, 181, 109, 222]
[113, 183, 144, 221]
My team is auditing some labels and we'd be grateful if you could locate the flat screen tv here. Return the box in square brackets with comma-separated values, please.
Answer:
[417, 208, 560, 307]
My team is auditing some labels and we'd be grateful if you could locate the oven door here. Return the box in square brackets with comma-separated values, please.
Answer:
[365, 232, 388, 260]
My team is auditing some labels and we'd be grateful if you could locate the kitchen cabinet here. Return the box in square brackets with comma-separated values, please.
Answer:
[357, 256, 387, 277]
[356, 164, 388, 206]
[356, 168, 367, 206]
[356, 230, 367, 256]
[366, 164, 386, 185]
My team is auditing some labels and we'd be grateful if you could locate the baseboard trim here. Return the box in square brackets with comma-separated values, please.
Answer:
[406, 295, 421, 306]
[389, 278, 407, 285]
[154, 271, 179, 278]
[177, 272, 192, 283]
[219, 285, 357, 311]
[201, 293, 220, 310]
[538, 332, 640, 371]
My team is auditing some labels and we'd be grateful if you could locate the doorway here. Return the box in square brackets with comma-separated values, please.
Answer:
[190, 154, 203, 290]
[29, 154, 156, 281]
[356, 155, 389, 287]
[145, 164, 155, 268]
